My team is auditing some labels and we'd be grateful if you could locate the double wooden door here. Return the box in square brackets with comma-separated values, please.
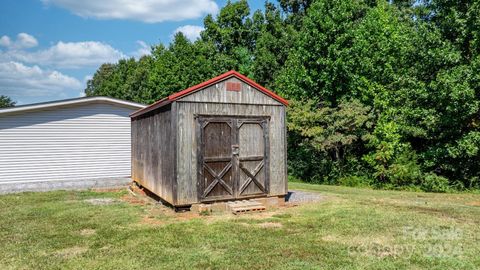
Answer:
[197, 116, 269, 201]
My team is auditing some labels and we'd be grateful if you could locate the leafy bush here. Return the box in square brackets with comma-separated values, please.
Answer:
[385, 152, 423, 187]
[420, 173, 450, 193]
[337, 175, 372, 187]
[287, 99, 374, 184]
[287, 175, 303, 183]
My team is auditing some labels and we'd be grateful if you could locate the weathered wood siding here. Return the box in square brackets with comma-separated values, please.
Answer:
[175, 101, 286, 205]
[180, 77, 282, 106]
[131, 105, 175, 204]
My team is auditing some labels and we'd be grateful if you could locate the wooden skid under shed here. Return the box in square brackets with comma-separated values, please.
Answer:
[227, 200, 266, 214]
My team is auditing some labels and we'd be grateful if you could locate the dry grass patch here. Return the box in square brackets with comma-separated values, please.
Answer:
[79, 229, 96, 236]
[83, 198, 118, 205]
[258, 222, 283, 228]
[466, 201, 480, 206]
[53, 246, 88, 258]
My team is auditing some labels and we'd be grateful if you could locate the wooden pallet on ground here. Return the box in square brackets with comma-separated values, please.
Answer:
[227, 200, 266, 214]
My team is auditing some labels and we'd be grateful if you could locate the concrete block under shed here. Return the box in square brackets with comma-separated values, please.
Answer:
[252, 196, 285, 208]
[190, 202, 229, 213]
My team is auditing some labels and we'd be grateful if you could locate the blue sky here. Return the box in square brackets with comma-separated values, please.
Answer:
[0, 0, 265, 105]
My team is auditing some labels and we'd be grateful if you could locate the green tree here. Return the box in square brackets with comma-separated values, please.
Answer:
[148, 32, 221, 102]
[85, 58, 143, 102]
[288, 99, 374, 182]
[252, 2, 297, 87]
[201, 0, 256, 75]
[279, 0, 314, 28]
[0, 95, 15, 108]
[276, 0, 370, 104]
[423, 0, 480, 60]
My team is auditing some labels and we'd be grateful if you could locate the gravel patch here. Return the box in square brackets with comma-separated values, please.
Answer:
[286, 190, 324, 203]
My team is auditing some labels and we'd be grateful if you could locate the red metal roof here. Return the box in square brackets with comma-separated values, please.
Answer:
[130, 70, 288, 118]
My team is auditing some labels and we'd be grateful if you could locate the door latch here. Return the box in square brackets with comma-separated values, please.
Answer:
[232, 145, 239, 156]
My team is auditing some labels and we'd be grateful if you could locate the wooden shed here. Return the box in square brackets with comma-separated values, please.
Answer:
[130, 70, 288, 207]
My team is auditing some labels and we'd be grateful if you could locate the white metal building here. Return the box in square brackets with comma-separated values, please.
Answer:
[0, 96, 145, 193]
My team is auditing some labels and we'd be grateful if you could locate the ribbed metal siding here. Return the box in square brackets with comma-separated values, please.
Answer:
[0, 103, 135, 184]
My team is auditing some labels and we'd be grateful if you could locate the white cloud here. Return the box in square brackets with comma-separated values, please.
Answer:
[0, 61, 82, 98]
[1, 41, 126, 69]
[173, 25, 204, 41]
[42, 0, 218, 23]
[0, 33, 139, 103]
[16, 33, 39, 49]
[0, 33, 38, 49]
[0, 36, 11, 47]
[34, 41, 126, 68]
[132, 40, 151, 58]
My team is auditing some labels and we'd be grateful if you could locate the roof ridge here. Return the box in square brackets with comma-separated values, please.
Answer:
[0, 96, 146, 115]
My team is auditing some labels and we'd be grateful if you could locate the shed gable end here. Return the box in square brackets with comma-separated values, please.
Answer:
[178, 77, 282, 105]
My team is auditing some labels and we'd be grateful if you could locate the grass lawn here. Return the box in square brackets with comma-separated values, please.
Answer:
[0, 182, 479, 270]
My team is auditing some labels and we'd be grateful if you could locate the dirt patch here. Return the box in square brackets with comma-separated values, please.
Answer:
[466, 201, 480, 207]
[120, 194, 147, 205]
[175, 211, 202, 220]
[203, 208, 295, 225]
[54, 246, 88, 258]
[128, 184, 148, 196]
[138, 204, 201, 226]
[233, 210, 279, 220]
[124, 185, 322, 225]
[138, 212, 203, 227]
[79, 229, 96, 236]
[139, 206, 287, 226]
[121, 184, 162, 206]
[84, 198, 118, 205]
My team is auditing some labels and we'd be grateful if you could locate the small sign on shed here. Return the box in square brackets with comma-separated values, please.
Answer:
[130, 70, 288, 208]
[226, 81, 241, 91]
